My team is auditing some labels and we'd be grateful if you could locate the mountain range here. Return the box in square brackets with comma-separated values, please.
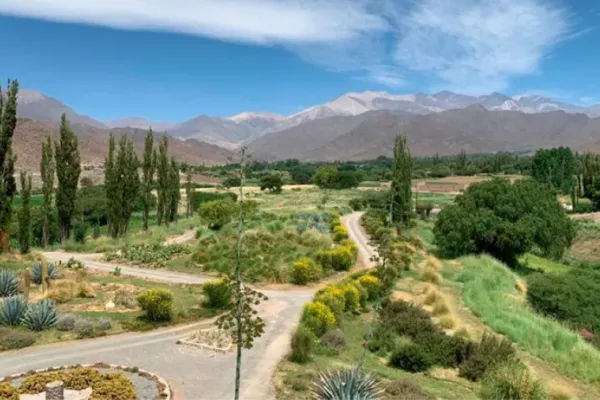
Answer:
[9, 88, 600, 167]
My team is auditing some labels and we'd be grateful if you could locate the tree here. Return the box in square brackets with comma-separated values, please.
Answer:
[40, 137, 55, 248]
[55, 113, 81, 241]
[390, 135, 412, 226]
[0, 79, 18, 252]
[433, 178, 575, 265]
[531, 147, 576, 194]
[582, 153, 600, 210]
[167, 157, 180, 223]
[260, 174, 283, 193]
[455, 150, 468, 175]
[105, 134, 140, 238]
[223, 176, 241, 189]
[156, 136, 170, 226]
[141, 129, 155, 230]
[313, 166, 339, 189]
[313, 166, 360, 190]
[215, 148, 266, 400]
[198, 198, 237, 230]
[185, 170, 194, 217]
[18, 172, 32, 254]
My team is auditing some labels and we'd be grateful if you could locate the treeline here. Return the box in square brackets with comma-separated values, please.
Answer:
[0, 80, 183, 253]
[195, 151, 531, 186]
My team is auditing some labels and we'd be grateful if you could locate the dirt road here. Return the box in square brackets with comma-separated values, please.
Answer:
[1, 212, 374, 399]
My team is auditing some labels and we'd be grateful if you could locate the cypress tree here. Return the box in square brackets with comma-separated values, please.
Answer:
[141, 128, 155, 230]
[18, 171, 32, 254]
[156, 136, 169, 226]
[40, 137, 55, 247]
[55, 114, 81, 241]
[390, 135, 412, 226]
[0, 80, 19, 252]
[185, 170, 194, 217]
[117, 135, 140, 235]
[104, 134, 117, 237]
[167, 157, 180, 223]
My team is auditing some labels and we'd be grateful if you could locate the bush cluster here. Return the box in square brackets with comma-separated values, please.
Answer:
[0, 326, 36, 350]
[290, 325, 314, 363]
[355, 275, 381, 300]
[0, 383, 18, 400]
[332, 225, 349, 243]
[389, 344, 432, 372]
[137, 288, 173, 322]
[107, 243, 190, 268]
[202, 279, 232, 309]
[300, 301, 336, 337]
[315, 243, 357, 272]
[292, 257, 322, 285]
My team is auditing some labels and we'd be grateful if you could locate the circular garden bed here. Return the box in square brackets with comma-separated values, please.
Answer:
[0, 363, 170, 400]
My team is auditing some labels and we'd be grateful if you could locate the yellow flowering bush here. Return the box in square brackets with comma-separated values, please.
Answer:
[340, 284, 360, 311]
[332, 225, 349, 243]
[315, 286, 346, 316]
[137, 288, 174, 321]
[292, 257, 322, 285]
[356, 275, 382, 300]
[301, 301, 336, 336]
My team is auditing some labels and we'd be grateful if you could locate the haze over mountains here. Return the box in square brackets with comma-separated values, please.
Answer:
[11, 88, 600, 167]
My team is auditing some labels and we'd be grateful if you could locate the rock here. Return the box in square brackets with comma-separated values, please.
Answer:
[45, 381, 64, 400]
[104, 300, 115, 310]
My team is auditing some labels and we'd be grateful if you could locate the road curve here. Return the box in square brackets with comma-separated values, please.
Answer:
[3, 212, 373, 399]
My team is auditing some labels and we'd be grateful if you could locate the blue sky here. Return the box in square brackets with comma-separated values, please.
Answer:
[0, 0, 598, 121]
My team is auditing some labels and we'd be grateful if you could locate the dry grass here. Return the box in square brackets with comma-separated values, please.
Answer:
[454, 327, 471, 339]
[438, 315, 456, 329]
[425, 256, 443, 271]
[432, 298, 450, 316]
[423, 290, 440, 305]
[46, 279, 95, 304]
[420, 268, 442, 284]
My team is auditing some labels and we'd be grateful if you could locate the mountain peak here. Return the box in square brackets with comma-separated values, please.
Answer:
[17, 89, 46, 105]
[228, 112, 286, 123]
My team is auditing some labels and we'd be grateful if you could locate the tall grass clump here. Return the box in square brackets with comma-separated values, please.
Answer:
[457, 255, 600, 383]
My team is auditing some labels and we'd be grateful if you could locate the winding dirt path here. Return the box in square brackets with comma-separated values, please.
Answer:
[3, 212, 374, 400]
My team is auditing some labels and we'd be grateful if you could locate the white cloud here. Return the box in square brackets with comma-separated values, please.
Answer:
[0, 0, 572, 93]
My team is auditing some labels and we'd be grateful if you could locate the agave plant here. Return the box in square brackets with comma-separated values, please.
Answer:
[0, 270, 19, 297]
[21, 299, 57, 331]
[312, 368, 382, 400]
[31, 263, 57, 285]
[0, 296, 28, 326]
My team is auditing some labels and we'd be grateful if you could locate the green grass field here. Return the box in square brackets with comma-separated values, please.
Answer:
[12, 194, 44, 208]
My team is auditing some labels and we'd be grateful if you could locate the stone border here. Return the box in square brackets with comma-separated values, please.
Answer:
[0, 362, 171, 400]
[176, 328, 233, 353]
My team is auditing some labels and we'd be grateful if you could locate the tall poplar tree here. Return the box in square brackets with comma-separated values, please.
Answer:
[185, 170, 194, 217]
[40, 137, 55, 247]
[18, 171, 32, 254]
[390, 135, 412, 226]
[141, 129, 155, 230]
[0, 80, 18, 252]
[116, 135, 140, 235]
[55, 114, 81, 241]
[104, 135, 117, 237]
[167, 157, 180, 223]
[156, 136, 170, 226]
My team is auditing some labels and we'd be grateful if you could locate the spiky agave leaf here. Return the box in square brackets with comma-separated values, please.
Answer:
[0, 270, 19, 297]
[21, 299, 57, 331]
[312, 368, 382, 400]
[0, 295, 28, 325]
[31, 263, 57, 285]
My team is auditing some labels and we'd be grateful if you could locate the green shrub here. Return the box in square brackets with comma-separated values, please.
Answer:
[414, 331, 473, 368]
[348, 198, 364, 211]
[332, 225, 349, 243]
[137, 288, 173, 322]
[340, 284, 360, 311]
[191, 191, 237, 212]
[0, 270, 19, 297]
[74, 318, 95, 338]
[19, 372, 69, 394]
[0, 326, 36, 350]
[73, 221, 88, 244]
[301, 301, 336, 337]
[481, 362, 545, 400]
[96, 318, 113, 331]
[202, 279, 232, 309]
[63, 367, 101, 390]
[527, 269, 600, 333]
[0, 382, 18, 400]
[90, 372, 136, 400]
[198, 198, 238, 230]
[367, 324, 397, 355]
[389, 344, 432, 372]
[292, 257, 322, 285]
[290, 325, 314, 363]
[356, 275, 381, 300]
[0, 295, 28, 326]
[56, 313, 76, 331]
[321, 328, 346, 352]
[379, 299, 438, 339]
[21, 299, 57, 331]
[459, 333, 516, 382]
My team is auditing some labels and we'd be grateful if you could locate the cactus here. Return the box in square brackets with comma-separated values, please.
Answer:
[312, 368, 382, 400]
[0, 295, 28, 326]
[31, 263, 57, 285]
[0, 270, 19, 297]
[21, 299, 57, 331]
[22, 270, 31, 299]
